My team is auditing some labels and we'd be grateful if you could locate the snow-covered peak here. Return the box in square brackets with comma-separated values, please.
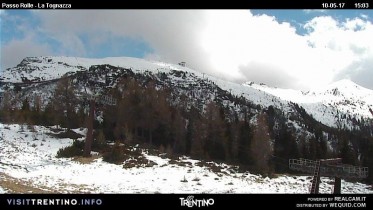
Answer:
[325, 79, 366, 91]
[314, 79, 373, 99]
[1, 56, 190, 83]
[248, 78, 373, 128]
[313, 80, 373, 112]
[245, 81, 310, 103]
[2, 56, 373, 129]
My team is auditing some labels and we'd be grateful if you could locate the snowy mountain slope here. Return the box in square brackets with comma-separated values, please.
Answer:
[0, 56, 185, 83]
[1, 56, 372, 131]
[0, 123, 371, 194]
[0, 56, 295, 116]
[1, 56, 373, 193]
[0, 55, 286, 113]
[0, 56, 295, 130]
[247, 80, 373, 129]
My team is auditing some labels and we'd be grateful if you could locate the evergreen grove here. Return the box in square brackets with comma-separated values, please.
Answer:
[1, 75, 373, 182]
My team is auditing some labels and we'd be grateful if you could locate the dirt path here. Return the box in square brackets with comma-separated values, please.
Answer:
[0, 172, 57, 193]
[0, 172, 98, 194]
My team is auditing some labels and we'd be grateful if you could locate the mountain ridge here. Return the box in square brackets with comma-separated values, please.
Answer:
[1, 55, 373, 181]
[1, 56, 372, 130]
[248, 78, 373, 128]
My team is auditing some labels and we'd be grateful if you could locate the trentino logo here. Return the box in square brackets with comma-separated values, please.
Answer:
[179, 195, 214, 207]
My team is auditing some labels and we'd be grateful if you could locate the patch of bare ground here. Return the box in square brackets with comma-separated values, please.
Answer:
[72, 154, 101, 164]
[0, 172, 96, 193]
[0, 172, 55, 193]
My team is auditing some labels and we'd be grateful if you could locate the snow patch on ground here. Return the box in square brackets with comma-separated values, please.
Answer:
[0, 186, 7, 193]
[0, 123, 372, 194]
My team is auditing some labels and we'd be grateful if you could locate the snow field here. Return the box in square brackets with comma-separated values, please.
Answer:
[0, 123, 372, 194]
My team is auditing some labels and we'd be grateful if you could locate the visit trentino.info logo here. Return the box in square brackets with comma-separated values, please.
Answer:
[179, 195, 214, 207]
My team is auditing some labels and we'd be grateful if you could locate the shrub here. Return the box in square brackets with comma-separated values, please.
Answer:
[56, 140, 84, 158]
[192, 176, 200, 182]
[103, 142, 125, 164]
[52, 130, 84, 139]
[93, 129, 107, 150]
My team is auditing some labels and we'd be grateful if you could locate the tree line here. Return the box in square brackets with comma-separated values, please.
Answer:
[1, 74, 373, 181]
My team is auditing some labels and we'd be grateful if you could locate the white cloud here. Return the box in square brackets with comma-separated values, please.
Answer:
[0, 12, 55, 71]
[303, 16, 373, 89]
[1, 35, 53, 71]
[303, 9, 327, 14]
[360, 14, 369, 19]
[2, 10, 373, 90]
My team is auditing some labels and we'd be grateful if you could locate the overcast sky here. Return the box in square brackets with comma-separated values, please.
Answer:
[1, 10, 373, 90]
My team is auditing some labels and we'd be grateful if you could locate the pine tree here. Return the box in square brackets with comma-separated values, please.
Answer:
[21, 98, 31, 123]
[0, 91, 13, 123]
[274, 122, 299, 161]
[203, 102, 226, 161]
[185, 117, 194, 155]
[299, 135, 311, 159]
[251, 112, 272, 175]
[224, 120, 234, 162]
[141, 81, 171, 145]
[190, 119, 206, 159]
[31, 95, 42, 124]
[52, 76, 78, 129]
[169, 108, 186, 154]
[361, 138, 373, 183]
[42, 102, 55, 126]
[339, 136, 357, 165]
[94, 129, 106, 150]
[237, 109, 253, 165]
[116, 77, 144, 141]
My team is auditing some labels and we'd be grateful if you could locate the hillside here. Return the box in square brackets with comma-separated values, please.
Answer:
[2, 56, 372, 130]
[249, 79, 373, 129]
[1, 56, 373, 187]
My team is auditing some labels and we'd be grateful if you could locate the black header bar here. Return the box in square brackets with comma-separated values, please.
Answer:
[1, 0, 373, 9]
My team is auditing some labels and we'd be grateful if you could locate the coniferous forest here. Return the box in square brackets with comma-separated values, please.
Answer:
[1, 66, 373, 183]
